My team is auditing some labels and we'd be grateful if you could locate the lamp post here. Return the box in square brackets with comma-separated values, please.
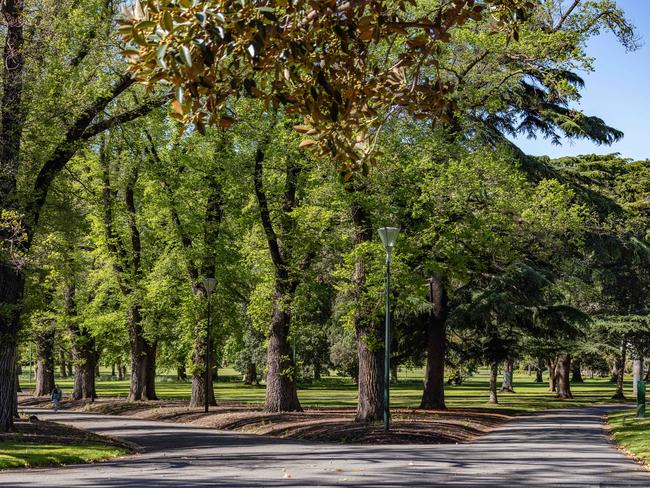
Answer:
[378, 226, 399, 432]
[203, 276, 216, 413]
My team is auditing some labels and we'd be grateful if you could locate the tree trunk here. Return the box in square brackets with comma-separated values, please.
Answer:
[610, 360, 619, 384]
[34, 327, 55, 397]
[66, 361, 73, 377]
[177, 364, 187, 381]
[390, 363, 398, 383]
[612, 342, 627, 400]
[58, 349, 67, 378]
[348, 197, 384, 422]
[355, 323, 384, 421]
[244, 363, 257, 385]
[127, 305, 157, 401]
[547, 358, 558, 392]
[488, 361, 498, 404]
[555, 354, 572, 398]
[535, 357, 544, 383]
[265, 286, 302, 412]
[252, 140, 302, 413]
[571, 359, 584, 383]
[555, 353, 573, 399]
[501, 358, 515, 393]
[66, 283, 96, 401]
[189, 330, 216, 408]
[117, 363, 125, 380]
[420, 276, 447, 409]
[633, 358, 644, 396]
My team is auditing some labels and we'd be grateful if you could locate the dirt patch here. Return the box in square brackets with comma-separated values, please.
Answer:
[1, 415, 135, 452]
[19, 395, 516, 444]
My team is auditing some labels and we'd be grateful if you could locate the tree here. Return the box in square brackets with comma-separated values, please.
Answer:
[0, 0, 161, 431]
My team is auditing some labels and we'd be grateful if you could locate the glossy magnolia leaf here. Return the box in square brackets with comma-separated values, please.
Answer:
[120, 0, 535, 176]
[298, 139, 317, 149]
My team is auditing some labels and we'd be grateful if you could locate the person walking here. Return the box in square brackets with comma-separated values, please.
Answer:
[51, 385, 62, 412]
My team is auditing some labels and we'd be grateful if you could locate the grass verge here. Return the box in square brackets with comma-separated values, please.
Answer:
[608, 410, 650, 466]
[0, 441, 128, 470]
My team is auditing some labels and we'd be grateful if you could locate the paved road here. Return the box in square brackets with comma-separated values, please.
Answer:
[0, 406, 648, 487]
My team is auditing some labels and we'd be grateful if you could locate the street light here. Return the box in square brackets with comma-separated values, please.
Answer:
[378, 226, 399, 432]
[203, 276, 216, 413]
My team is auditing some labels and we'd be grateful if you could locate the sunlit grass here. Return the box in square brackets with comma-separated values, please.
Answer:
[608, 410, 650, 464]
[19, 367, 634, 411]
[0, 441, 128, 470]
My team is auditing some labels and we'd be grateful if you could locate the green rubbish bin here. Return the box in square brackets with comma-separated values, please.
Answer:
[637, 380, 646, 419]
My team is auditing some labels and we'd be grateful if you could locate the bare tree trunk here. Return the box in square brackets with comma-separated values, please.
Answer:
[34, 327, 55, 397]
[571, 359, 584, 383]
[535, 357, 544, 383]
[420, 276, 447, 409]
[253, 140, 303, 413]
[244, 363, 257, 385]
[555, 353, 573, 399]
[349, 198, 383, 422]
[488, 361, 498, 404]
[501, 358, 515, 393]
[356, 323, 384, 421]
[189, 286, 216, 408]
[390, 363, 398, 383]
[548, 358, 558, 392]
[127, 305, 157, 401]
[265, 285, 302, 412]
[612, 342, 627, 400]
[59, 349, 67, 378]
[177, 364, 187, 381]
[66, 284, 96, 401]
[610, 360, 619, 384]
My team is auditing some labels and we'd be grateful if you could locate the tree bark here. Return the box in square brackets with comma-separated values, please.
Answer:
[253, 138, 303, 413]
[189, 286, 216, 408]
[610, 360, 619, 384]
[265, 285, 302, 411]
[555, 353, 573, 399]
[64, 283, 96, 401]
[0, 0, 26, 433]
[177, 364, 187, 381]
[535, 357, 544, 383]
[244, 363, 257, 385]
[34, 327, 55, 397]
[547, 358, 558, 392]
[612, 341, 627, 400]
[127, 305, 157, 401]
[488, 361, 498, 404]
[420, 276, 447, 409]
[349, 196, 384, 422]
[571, 359, 584, 383]
[501, 358, 515, 393]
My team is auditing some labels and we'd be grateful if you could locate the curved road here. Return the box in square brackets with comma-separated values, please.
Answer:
[1, 406, 648, 487]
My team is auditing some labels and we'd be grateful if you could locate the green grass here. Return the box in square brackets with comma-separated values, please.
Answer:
[0, 441, 128, 470]
[608, 410, 650, 464]
[20, 367, 634, 411]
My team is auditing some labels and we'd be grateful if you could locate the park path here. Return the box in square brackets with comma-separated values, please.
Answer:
[0, 405, 648, 487]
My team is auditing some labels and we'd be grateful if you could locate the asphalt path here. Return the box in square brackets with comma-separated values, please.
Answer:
[0, 405, 648, 487]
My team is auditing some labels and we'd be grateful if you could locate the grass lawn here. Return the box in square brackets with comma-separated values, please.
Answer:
[608, 410, 650, 464]
[0, 441, 128, 470]
[20, 367, 634, 411]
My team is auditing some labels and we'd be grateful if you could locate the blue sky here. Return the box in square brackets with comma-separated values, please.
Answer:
[511, 0, 649, 161]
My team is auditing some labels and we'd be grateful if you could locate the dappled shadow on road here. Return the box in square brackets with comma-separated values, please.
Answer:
[3, 405, 647, 487]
